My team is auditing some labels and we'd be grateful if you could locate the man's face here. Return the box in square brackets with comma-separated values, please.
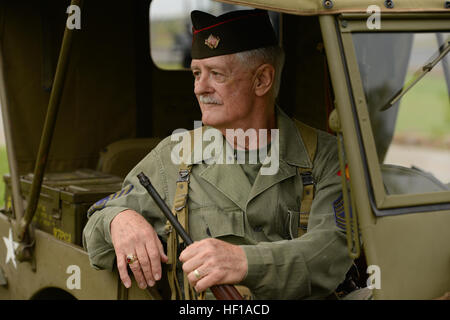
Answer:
[191, 54, 257, 131]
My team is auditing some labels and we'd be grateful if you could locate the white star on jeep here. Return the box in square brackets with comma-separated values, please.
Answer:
[3, 228, 19, 269]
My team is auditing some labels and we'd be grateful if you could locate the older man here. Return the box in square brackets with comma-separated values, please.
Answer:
[83, 9, 353, 299]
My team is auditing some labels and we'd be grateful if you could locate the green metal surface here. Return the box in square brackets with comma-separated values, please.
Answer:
[0, 30, 24, 225]
[4, 170, 122, 245]
[0, 213, 118, 299]
[322, 14, 450, 299]
[339, 17, 450, 209]
[320, 14, 382, 299]
[18, 0, 83, 242]
[340, 16, 450, 32]
[217, 0, 450, 15]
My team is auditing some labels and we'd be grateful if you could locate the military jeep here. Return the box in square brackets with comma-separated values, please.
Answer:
[0, 0, 449, 300]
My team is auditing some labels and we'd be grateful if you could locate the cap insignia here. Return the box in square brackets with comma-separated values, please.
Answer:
[205, 34, 220, 49]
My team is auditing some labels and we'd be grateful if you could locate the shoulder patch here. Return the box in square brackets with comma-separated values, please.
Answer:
[87, 184, 134, 217]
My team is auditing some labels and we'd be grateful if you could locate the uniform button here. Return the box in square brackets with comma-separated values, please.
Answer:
[253, 226, 263, 232]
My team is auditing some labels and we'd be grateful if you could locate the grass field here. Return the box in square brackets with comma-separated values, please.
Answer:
[395, 73, 450, 139]
[0, 146, 9, 208]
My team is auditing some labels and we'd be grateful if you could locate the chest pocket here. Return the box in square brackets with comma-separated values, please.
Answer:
[189, 206, 245, 242]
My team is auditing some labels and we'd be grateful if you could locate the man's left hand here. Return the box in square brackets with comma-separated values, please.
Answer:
[179, 238, 248, 292]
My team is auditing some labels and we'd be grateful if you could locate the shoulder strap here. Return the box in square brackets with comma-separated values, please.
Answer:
[166, 128, 203, 300]
[293, 120, 318, 238]
[294, 119, 318, 164]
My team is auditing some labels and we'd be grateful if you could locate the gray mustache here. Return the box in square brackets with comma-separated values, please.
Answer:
[199, 95, 222, 104]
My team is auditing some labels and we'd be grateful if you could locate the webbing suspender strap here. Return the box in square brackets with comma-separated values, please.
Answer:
[298, 169, 314, 237]
[166, 162, 196, 300]
[294, 120, 318, 238]
[173, 164, 191, 244]
[166, 122, 317, 299]
[166, 129, 203, 300]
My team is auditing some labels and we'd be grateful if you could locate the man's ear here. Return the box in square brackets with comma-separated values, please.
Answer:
[253, 64, 275, 97]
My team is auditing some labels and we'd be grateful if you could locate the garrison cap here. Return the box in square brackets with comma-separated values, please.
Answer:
[191, 9, 278, 59]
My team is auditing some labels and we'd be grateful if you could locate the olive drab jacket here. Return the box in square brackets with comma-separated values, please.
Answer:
[82, 107, 353, 299]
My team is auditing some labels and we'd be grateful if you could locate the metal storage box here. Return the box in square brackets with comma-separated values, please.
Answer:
[3, 169, 123, 246]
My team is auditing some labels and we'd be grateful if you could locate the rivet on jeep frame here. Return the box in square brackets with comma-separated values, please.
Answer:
[323, 0, 334, 9]
[384, 0, 394, 8]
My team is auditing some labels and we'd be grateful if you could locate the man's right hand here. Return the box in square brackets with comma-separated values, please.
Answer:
[110, 209, 168, 289]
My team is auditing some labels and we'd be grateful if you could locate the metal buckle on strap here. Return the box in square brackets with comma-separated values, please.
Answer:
[177, 169, 190, 183]
[300, 171, 315, 186]
[175, 196, 188, 211]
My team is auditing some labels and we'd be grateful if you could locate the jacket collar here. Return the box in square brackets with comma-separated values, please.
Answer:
[191, 106, 312, 210]
[181, 106, 312, 167]
[275, 106, 312, 168]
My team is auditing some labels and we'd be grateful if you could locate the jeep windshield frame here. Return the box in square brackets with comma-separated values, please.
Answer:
[335, 13, 450, 214]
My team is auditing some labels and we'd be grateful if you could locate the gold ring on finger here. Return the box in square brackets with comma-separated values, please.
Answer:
[126, 253, 138, 264]
[194, 269, 202, 280]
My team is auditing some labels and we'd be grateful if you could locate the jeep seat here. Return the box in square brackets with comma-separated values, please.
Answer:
[97, 138, 162, 178]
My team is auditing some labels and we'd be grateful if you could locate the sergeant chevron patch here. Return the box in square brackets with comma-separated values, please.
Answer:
[87, 184, 134, 217]
[333, 194, 351, 232]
